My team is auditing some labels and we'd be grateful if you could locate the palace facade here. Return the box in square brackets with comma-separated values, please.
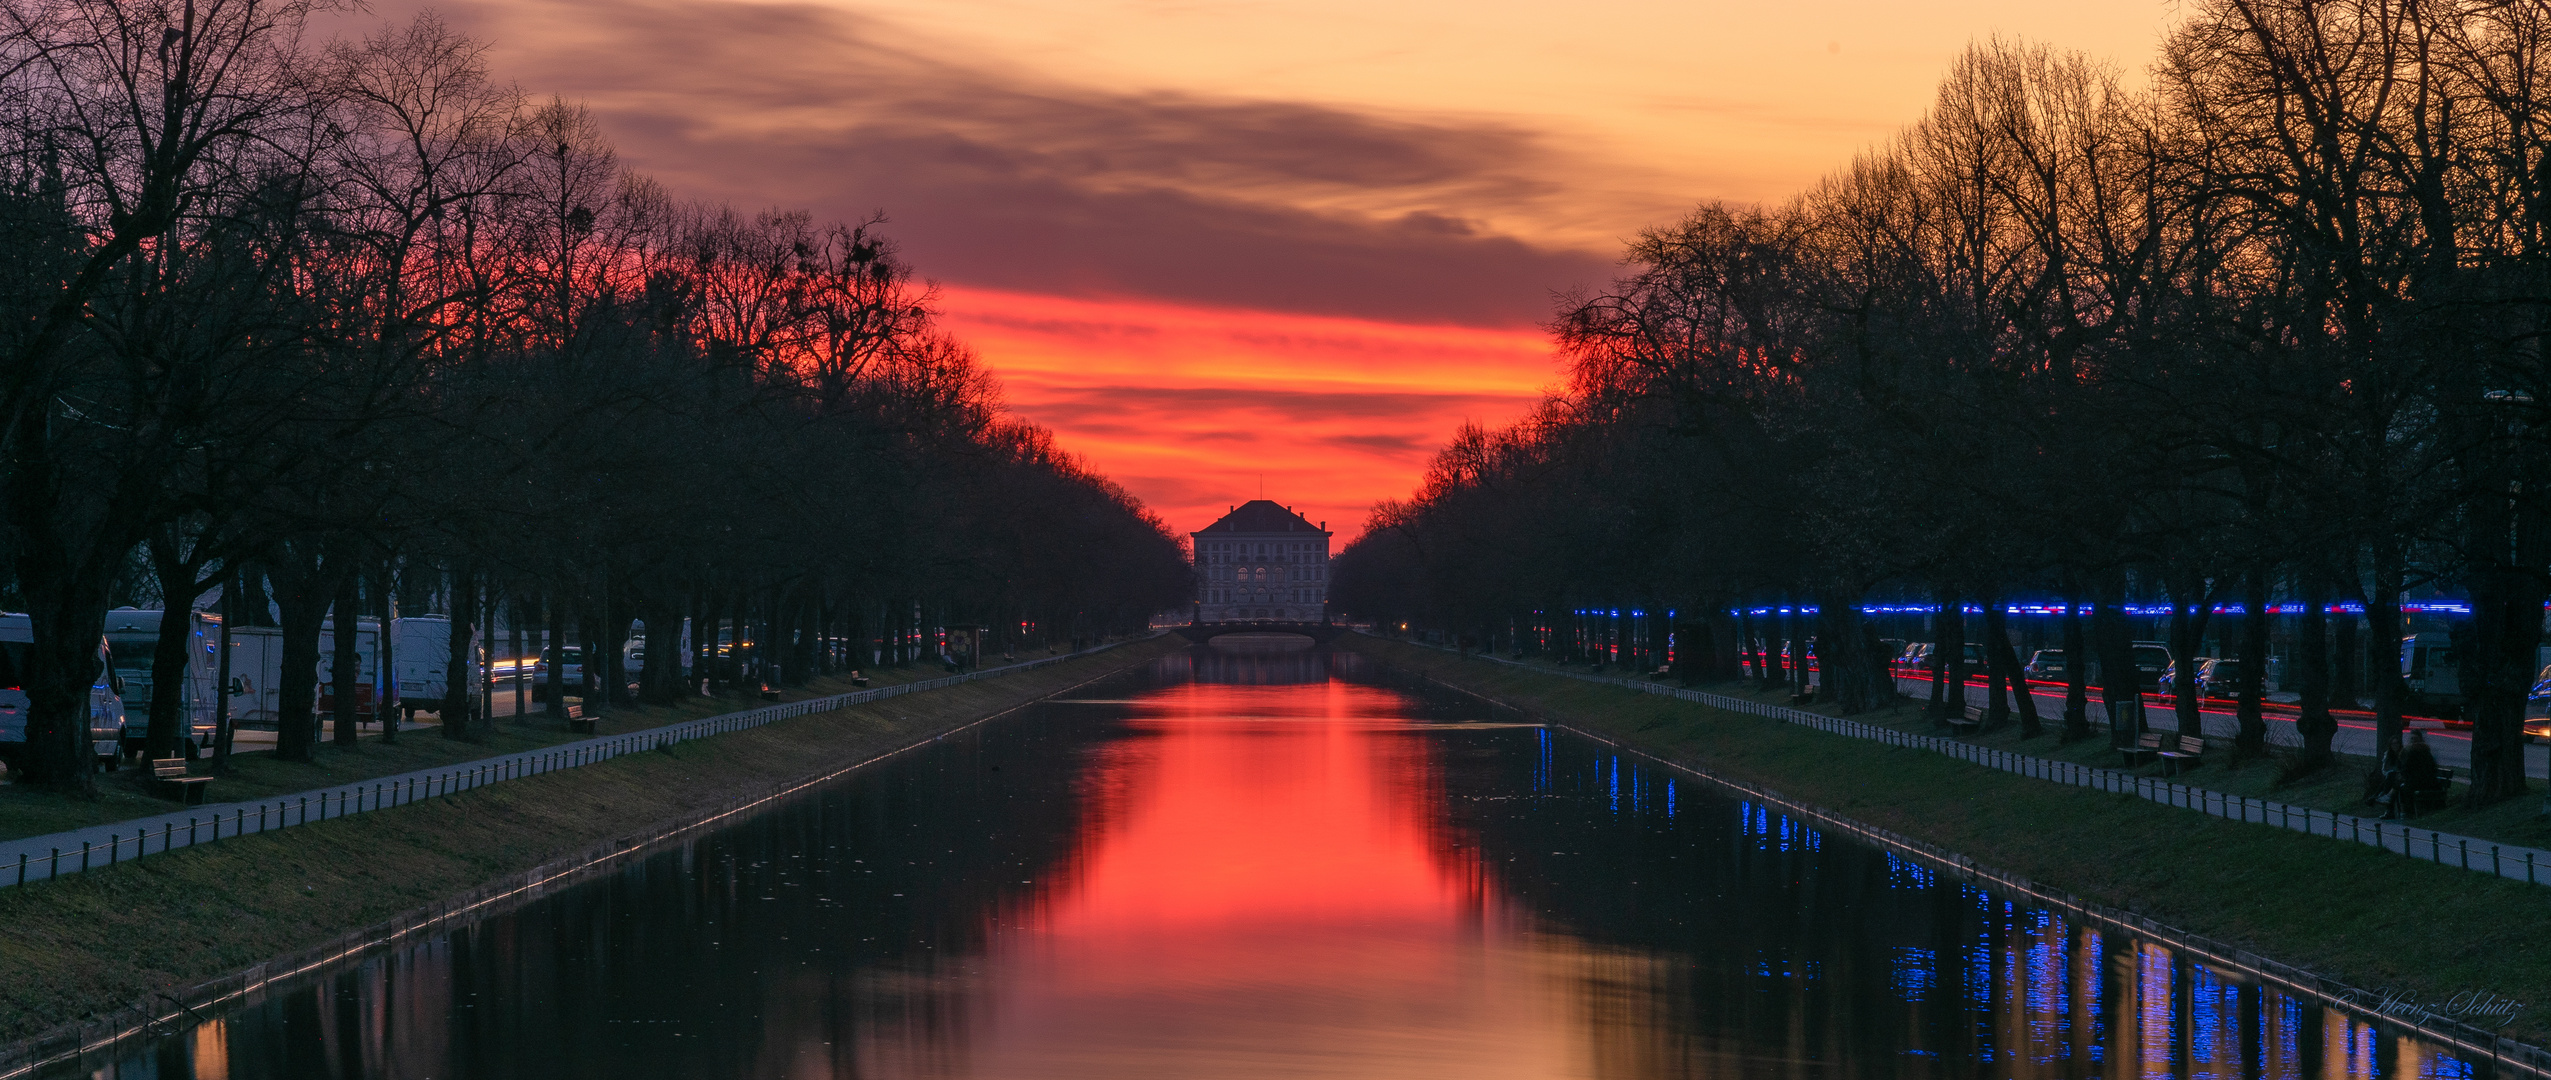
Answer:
[1192, 500, 1332, 623]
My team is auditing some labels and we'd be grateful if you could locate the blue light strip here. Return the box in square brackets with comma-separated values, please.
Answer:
[1713, 601, 2482, 618]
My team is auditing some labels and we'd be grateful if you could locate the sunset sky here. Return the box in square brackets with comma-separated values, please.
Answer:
[391, 0, 2178, 539]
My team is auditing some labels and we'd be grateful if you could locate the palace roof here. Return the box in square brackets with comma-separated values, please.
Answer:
[1195, 500, 1327, 536]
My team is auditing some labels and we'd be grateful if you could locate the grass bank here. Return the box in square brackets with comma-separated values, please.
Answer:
[0, 660, 978, 843]
[1496, 653, 2551, 855]
[0, 636, 1176, 1045]
[1347, 635, 2551, 1047]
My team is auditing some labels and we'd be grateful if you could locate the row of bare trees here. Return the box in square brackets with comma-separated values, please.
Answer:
[1336, 0, 2551, 806]
[0, 0, 1190, 793]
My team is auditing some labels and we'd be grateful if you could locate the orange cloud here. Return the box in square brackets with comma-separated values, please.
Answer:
[938, 285, 1559, 540]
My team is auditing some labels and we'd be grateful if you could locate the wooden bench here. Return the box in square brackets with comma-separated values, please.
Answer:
[2120, 731, 2167, 767]
[2157, 734, 2206, 775]
[1942, 705, 1983, 736]
[2407, 767, 2457, 815]
[151, 758, 212, 805]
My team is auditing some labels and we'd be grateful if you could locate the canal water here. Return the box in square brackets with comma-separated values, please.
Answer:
[80, 640, 2488, 1079]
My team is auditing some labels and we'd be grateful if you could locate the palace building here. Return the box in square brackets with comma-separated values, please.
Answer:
[1192, 500, 1332, 623]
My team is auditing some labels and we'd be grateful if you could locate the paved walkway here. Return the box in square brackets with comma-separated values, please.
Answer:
[1888, 671, 2551, 779]
[1422, 645, 2551, 888]
[0, 642, 1138, 888]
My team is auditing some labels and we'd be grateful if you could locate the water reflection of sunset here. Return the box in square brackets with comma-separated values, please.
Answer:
[938, 678, 1588, 1080]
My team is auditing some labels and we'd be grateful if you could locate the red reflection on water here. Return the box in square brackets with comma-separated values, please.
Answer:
[864, 677, 1586, 1080]
[1040, 681, 1480, 930]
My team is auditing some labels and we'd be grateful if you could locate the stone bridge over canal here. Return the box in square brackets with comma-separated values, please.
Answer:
[1170, 621, 1346, 645]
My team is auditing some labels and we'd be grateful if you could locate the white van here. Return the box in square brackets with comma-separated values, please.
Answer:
[391, 616, 482, 720]
[622, 618, 692, 681]
[101, 608, 222, 757]
[0, 613, 128, 772]
[225, 619, 389, 729]
[2403, 632, 2463, 717]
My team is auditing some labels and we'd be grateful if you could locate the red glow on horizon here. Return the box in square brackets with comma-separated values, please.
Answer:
[938, 286, 1559, 541]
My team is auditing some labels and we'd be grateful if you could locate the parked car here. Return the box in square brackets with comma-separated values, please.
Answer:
[2196, 658, 2248, 700]
[2129, 642, 2174, 680]
[2023, 649, 2070, 681]
[532, 647, 584, 700]
[2156, 658, 2211, 697]
[0, 614, 126, 773]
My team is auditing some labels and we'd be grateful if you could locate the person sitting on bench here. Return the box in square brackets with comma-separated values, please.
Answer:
[2380, 731, 2443, 819]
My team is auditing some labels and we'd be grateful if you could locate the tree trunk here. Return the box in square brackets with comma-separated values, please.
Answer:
[1924, 608, 1949, 718]
[544, 592, 569, 718]
[2061, 590, 2091, 742]
[13, 523, 122, 790]
[840, 594, 866, 676]
[2091, 576, 2142, 747]
[690, 588, 713, 693]
[1671, 617, 1702, 684]
[378, 561, 398, 745]
[235, 568, 275, 627]
[1932, 591, 1968, 723]
[441, 565, 478, 741]
[2333, 606, 2362, 711]
[330, 564, 362, 747]
[815, 596, 835, 677]
[212, 569, 237, 775]
[270, 546, 335, 763]
[641, 594, 685, 705]
[578, 589, 604, 711]
[1764, 606, 1788, 687]
[2235, 566, 2271, 756]
[1985, 598, 2039, 736]
[2464, 484, 2545, 805]
[2164, 572, 2215, 738]
[1814, 587, 1887, 714]
[2364, 546, 2409, 760]
[1979, 598, 2008, 730]
[143, 531, 207, 762]
[2290, 574, 2336, 775]
[788, 592, 817, 686]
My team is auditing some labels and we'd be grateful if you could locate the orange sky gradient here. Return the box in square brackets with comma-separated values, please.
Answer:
[370, 0, 2182, 540]
[938, 286, 1555, 537]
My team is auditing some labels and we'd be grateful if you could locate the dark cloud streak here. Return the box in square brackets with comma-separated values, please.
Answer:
[423, 0, 1615, 325]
